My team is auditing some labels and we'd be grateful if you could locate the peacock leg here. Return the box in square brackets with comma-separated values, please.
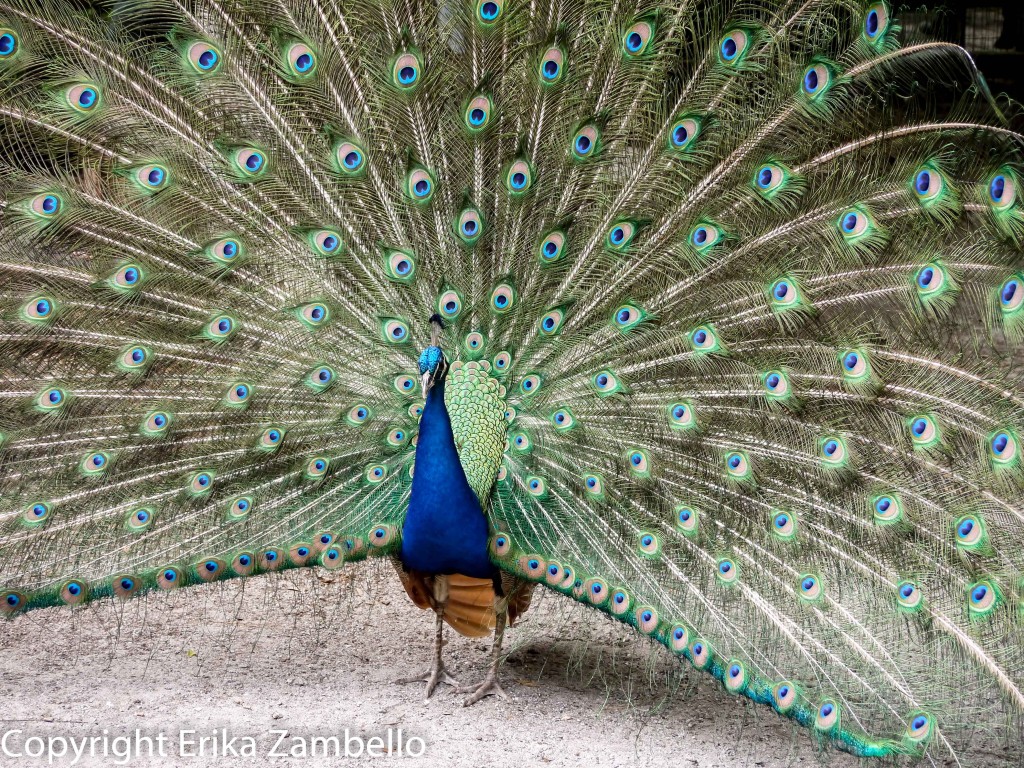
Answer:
[395, 576, 460, 697]
[459, 597, 509, 706]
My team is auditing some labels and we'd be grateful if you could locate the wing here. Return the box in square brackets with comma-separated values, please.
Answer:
[461, 2, 1024, 763]
[0, 1, 475, 610]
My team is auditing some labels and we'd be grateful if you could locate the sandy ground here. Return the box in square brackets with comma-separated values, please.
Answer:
[2, 564, 869, 767]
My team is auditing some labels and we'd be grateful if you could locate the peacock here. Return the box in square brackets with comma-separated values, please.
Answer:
[1, 0, 1023, 760]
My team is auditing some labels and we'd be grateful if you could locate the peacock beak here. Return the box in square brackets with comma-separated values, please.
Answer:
[421, 371, 434, 392]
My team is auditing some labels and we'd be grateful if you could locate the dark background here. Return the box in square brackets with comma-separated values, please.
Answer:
[904, 2, 1024, 103]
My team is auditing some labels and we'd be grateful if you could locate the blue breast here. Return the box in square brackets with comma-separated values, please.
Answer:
[400, 379, 495, 578]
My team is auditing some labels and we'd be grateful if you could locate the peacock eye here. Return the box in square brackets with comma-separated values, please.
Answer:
[801, 63, 831, 99]
[119, 345, 151, 371]
[908, 414, 939, 447]
[539, 47, 564, 83]
[896, 580, 923, 610]
[510, 431, 531, 453]
[382, 249, 415, 282]
[863, 3, 890, 41]
[690, 223, 722, 251]
[872, 493, 903, 523]
[716, 558, 739, 584]
[491, 351, 512, 373]
[798, 574, 823, 601]
[669, 400, 696, 428]
[207, 237, 243, 266]
[606, 221, 636, 251]
[771, 510, 797, 539]
[24, 502, 51, 525]
[816, 701, 840, 732]
[227, 496, 252, 519]
[189, 471, 214, 494]
[23, 296, 55, 322]
[233, 147, 267, 177]
[394, 375, 416, 395]
[915, 263, 946, 296]
[989, 430, 1018, 465]
[298, 302, 330, 329]
[406, 168, 435, 203]
[763, 370, 791, 399]
[383, 319, 409, 343]
[111, 264, 144, 290]
[526, 476, 547, 496]
[906, 712, 933, 743]
[464, 95, 492, 131]
[725, 451, 750, 478]
[187, 41, 221, 73]
[541, 308, 567, 337]
[491, 283, 516, 312]
[612, 304, 642, 330]
[505, 160, 533, 194]
[550, 407, 575, 431]
[669, 117, 700, 150]
[347, 405, 372, 424]
[437, 290, 462, 317]
[224, 381, 252, 407]
[622, 20, 654, 56]
[310, 229, 342, 257]
[967, 580, 999, 615]
[30, 193, 62, 218]
[754, 163, 786, 195]
[627, 449, 649, 475]
[838, 207, 871, 239]
[286, 42, 316, 77]
[365, 463, 387, 483]
[392, 52, 421, 89]
[306, 456, 330, 479]
[308, 365, 336, 391]
[592, 369, 620, 395]
[205, 314, 237, 341]
[912, 165, 945, 203]
[66, 83, 100, 113]
[538, 231, 566, 263]
[820, 436, 846, 465]
[457, 207, 483, 242]
[718, 29, 749, 65]
[143, 410, 171, 435]
[840, 349, 869, 379]
[36, 387, 66, 412]
[520, 373, 541, 395]
[464, 331, 485, 353]
[999, 275, 1023, 313]
[259, 426, 284, 450]
[689, 324, 719, 351]
[988, 171, 1016, 211]
[583, 473, 603, 495]
[335, 141, 365, 175]
[477, 0, 502, 24]
[0, 29, 19, 59]
[572, 124, 600, 159]
[135, 163, 169, 191]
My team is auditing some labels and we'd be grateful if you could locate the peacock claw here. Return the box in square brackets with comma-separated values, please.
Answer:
[395, 665, 461, 699]
[458, 673, 509, 706]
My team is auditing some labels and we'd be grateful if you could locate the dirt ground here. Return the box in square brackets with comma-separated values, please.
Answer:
[1, 564, 866, 767]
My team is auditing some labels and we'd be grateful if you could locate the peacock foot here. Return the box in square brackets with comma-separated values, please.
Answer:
[457, 671, 509, 706]
[395, 663, 461, 699]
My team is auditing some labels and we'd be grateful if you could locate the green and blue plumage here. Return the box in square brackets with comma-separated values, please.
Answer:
[0, 0, 1023, 761]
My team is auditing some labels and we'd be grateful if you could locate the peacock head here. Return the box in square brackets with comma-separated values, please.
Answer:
[418, 345, 448, 392]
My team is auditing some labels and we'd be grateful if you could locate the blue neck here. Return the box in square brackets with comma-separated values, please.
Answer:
[399, 379, 495, 578]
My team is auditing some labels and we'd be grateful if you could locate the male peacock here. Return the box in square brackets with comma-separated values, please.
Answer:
[1, 0, 1023, 761]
